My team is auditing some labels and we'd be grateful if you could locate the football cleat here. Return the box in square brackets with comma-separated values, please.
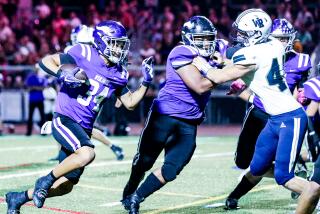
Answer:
[111, 145, 124, 161]
[120, 195, 131, 211]
[5, 192, 27, 214]
[128, 192, 144, 214]
[33, 175, 54, 208]
[225, 197, 239, 210]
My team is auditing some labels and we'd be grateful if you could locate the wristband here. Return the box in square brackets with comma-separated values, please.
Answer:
[142, 81, 151, 87]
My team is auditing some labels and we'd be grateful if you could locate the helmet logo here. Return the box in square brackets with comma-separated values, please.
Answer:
[252, 18, 264, 28]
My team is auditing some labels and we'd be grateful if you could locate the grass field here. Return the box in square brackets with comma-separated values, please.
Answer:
[0, 135, 301, 214]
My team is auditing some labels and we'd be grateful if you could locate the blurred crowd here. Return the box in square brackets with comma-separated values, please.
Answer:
[0, 0, 319, 90]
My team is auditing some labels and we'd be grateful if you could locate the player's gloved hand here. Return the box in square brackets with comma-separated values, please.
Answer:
[192, 56, 212, 76]
[226, 79, 247, 95]
[297, 88, 309, 105]
[58, 67, 85, 88]
[141, 56, 154, 85]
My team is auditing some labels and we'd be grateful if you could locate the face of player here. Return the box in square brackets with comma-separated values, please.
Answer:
[193, 34, 215, 55]
[101, 36, 130, 64]
[273, 36, 289, 49]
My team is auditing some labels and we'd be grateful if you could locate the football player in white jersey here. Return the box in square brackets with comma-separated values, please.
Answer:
[224, 18, 312, 209]
[192, 8, 309, 204]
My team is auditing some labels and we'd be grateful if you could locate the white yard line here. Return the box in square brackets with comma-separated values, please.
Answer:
[0, 145, 56, 152]
[0, 152, 233, 180]
[99, 201, 122, 207]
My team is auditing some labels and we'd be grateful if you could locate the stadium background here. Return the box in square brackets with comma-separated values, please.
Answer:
[0, 1, 319, 214]
[0, 0, 319, 135]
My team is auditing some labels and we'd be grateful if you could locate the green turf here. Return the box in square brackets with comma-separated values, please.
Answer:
[0, 135, 300, 213]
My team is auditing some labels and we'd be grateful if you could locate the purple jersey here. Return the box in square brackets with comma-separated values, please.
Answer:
[215, 39, 228, 57]
[284, 51, 311, 92]
[304, 76, 320, 102]
[55, 44, 128, 130]
[152, 45, 221, 121]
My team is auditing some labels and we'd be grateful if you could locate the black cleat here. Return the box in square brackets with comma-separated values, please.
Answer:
[121, 196, 131, 211]
[33, 176, 54, 208]
[5, 192, 26, 214]
[128, 192, 144, 214]
[225, 197, 239, 210]
[111, 145, 124, 161]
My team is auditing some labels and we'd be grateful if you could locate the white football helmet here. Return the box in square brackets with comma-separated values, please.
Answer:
[70, 25, 94, 45]
[232, 8, 272, 47]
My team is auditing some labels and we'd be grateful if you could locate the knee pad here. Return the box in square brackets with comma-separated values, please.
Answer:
[161, 164, 177, 182]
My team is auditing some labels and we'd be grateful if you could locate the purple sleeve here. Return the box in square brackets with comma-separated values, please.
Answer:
[66, 44, 85, 66]
[297, 53, 312, 72]
[303, 77, 320, 102]
[215, 39, 229, 57]
[169, 45, 198, 69]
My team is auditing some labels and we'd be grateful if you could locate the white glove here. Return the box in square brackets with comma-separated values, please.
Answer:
[41, 121, 52, 135]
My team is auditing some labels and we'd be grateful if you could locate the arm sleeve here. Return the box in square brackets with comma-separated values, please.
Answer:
[304, 77, 320, 102]
[114, 86, 129, 97]
[169, 45, 198, 70]
[60, 53, 76, 65]
[232, 48, 256, 65]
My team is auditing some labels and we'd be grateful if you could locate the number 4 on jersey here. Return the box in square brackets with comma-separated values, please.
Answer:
[267, 58, 287, 91]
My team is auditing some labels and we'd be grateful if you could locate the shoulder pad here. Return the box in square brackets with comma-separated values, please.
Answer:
[169, 45, 199, 69]
[232, 47, 256, 65]
[304, 77, 320, 101]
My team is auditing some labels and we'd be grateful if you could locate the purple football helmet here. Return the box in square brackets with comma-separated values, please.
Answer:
[182, 16, 217, 57]
[93, 21, 130, 64]
[271, 18, 296, 52]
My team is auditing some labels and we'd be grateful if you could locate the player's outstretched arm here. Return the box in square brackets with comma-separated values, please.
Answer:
[176, 64, 216, 95]
[192, 56, 256, 84]
[117, 56, 154, 111]
[118, 85, 148, 111]
[38, 54, 62, 76]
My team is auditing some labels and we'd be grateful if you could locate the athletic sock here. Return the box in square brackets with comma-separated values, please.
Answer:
[228, 175, 257, 200]
[136, 173, 164, 199]
[24, 191, 32, 202]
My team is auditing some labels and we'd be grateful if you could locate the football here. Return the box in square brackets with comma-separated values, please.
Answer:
[60, 64, 88, 81]
[74, 69, 88, 81]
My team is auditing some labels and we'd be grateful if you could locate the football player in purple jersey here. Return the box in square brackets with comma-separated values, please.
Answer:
[296, 74, 320, 214]
[5, 20, 154, 213]
[121, 16, 224, 214]
[224, 18, 312, 210]
[45, 24, 125, 161]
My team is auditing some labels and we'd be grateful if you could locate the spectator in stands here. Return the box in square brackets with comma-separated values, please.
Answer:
[25, 64, 47, 136]
[139, 40, 156, 59]
[0, 72, 3, 135]
[42, 77, 57, 121]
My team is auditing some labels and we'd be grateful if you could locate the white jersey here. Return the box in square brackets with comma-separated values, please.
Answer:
[65, 26, 94, 53]
[232, 37, 301, 115]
